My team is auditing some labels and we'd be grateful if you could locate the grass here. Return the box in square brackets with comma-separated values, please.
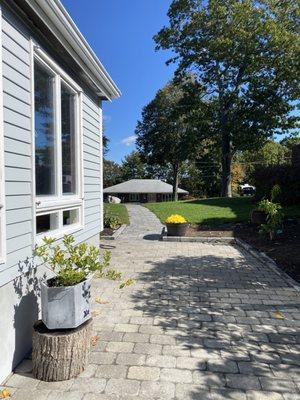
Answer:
[145, 197, 300, 226]
[104, 203, 129, 225]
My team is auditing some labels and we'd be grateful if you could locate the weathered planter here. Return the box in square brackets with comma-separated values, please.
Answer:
[166, 222, 188, 237]
[251, 209, 267, 225]
[41, 276, 92, 330]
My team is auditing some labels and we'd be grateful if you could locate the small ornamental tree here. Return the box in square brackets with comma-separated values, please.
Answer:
[154, 0, 300, 197]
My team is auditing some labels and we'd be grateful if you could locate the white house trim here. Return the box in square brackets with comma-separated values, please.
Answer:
[32, 44, 85, 242]
[21, 0, 121, 101]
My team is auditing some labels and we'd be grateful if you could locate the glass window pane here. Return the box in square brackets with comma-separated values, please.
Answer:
[61, 84, 76, 195]
[34, 63, 55, 196]
[36, 213, 58, 234]
[63, 209, 78, 226]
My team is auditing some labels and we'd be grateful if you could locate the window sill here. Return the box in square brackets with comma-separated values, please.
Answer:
[36, 197, 83, 213]
[36, 223, 84, 245]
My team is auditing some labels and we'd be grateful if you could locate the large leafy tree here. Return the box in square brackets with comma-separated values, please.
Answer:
[103, 159, 122, 188]
[155, 0, 300, 197]
[136, 80, 206, 200]
[121, 151, 145, 181]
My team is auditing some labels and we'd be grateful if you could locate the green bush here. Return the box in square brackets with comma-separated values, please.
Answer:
[104, 213, 121, 229]
[35, 234, 114, 287]
[258, 199, 283, 240]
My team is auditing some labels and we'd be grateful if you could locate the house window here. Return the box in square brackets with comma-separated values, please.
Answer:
[34, 48, 83, 241]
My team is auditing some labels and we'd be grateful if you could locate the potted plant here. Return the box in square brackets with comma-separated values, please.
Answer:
[35, 234, 112, 330]
[165, 214, 188, 236]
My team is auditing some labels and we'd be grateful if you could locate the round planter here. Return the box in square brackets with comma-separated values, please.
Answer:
[251, 209, 267, 225]
[166, 222, 188, 237]
[41, 276, 92, 330]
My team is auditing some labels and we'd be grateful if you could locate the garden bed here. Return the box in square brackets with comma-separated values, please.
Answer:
[235, 219, 300, 283]
[101, 224, 127, 240]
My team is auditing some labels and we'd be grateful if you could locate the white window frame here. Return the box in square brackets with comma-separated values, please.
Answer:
[32, 43, 84, 243]
[0, 6, 6, 264]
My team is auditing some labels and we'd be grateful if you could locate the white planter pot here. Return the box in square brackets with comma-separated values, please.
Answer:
[41, 276, 92, 330]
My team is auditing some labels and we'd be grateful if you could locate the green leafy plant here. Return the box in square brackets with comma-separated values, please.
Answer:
[104, 213, 121, 229]
[270, 184, 281, 202]
[35, 234, 117, 287]
[258, 199, 283, 240]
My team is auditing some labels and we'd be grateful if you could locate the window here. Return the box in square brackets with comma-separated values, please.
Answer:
[35, 63, 55, 196]
[33, 47, 83, 240]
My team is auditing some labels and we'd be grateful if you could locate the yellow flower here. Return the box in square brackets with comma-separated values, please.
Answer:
[165, 214, 187, 224]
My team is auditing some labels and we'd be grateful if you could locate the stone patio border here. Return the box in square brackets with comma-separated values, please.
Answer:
[101, 224, 127, 240]
[161, 227, 300, 292]
[160, 227, 235, 244]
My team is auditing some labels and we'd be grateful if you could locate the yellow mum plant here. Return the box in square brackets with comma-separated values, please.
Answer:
[165, 214, 187, 224]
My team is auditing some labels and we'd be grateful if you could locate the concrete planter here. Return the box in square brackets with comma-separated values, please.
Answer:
[166, 222, 188, 237]
[41, 276, 92, 330]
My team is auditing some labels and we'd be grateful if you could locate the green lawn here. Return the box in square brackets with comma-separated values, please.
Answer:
[145, 197, 300, 226]
[104, 203, 129, 225]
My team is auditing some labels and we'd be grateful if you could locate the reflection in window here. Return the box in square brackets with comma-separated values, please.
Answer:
[63, 209, 78, 226]
[34, 63, 55, 196]
[61, 84, 76, 194]
[36, 213, 58, 234]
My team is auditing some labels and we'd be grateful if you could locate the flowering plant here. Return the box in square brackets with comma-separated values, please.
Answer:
[165, 214, 187, 224]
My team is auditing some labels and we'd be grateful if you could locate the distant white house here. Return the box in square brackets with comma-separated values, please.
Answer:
[104, 179, 188, 202]
[0, 0, 120, 383]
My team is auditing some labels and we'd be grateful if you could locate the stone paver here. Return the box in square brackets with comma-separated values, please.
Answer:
[5, 204, 300, 399]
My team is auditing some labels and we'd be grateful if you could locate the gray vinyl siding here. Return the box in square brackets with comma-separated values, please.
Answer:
[74, 94, 101, 243]
[2, 8, 33, 275]
[0, 6, 102, 281]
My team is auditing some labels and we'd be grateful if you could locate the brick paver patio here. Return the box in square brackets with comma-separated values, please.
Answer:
[5, 205, 300, 399]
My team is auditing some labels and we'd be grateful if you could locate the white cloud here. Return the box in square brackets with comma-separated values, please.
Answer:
[121, 135, 137, 146]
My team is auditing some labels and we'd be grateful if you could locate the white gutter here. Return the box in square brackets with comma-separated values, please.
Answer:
[24, 0, 121, 100]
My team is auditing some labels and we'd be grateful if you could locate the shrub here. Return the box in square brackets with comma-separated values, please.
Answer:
[104, 213, 121, 229]
[258, 199, 283, 240]
[35, 234, 115, 287]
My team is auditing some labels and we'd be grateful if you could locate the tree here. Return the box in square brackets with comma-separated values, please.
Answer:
[136, 80, 205, 200]
[121, 151, 145, 181]
[103, 160, 122, 188]
[155, 0, 300, 197]
[102, 133, 109, 156]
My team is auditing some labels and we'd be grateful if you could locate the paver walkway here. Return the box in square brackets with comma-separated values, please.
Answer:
[5, 205, 300, 399]
[119, 204, 163, 240]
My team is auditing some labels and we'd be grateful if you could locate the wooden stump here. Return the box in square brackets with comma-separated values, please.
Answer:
[32, 319, 93, 381]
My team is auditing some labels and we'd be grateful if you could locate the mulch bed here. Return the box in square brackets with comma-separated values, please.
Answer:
[101, 227, 119, 237]
[188, 219, 300, 284]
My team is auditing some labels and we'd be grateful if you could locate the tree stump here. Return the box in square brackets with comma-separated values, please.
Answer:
[32, 319, 93, 381]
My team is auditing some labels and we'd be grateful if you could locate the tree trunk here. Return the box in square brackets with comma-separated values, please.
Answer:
[172, 163, 180, 201]
[32, 319, 93, 381]
[221, 131, 232, 197]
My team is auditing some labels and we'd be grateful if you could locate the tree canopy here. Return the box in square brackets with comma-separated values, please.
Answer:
[154, 0, 300, 196]
[136, 79, 207, 200]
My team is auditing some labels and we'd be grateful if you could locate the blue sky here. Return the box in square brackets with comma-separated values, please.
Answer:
[61, 0, 175, 164]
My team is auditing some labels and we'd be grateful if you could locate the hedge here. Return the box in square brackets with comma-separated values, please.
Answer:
[253, 164, 300, 206]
